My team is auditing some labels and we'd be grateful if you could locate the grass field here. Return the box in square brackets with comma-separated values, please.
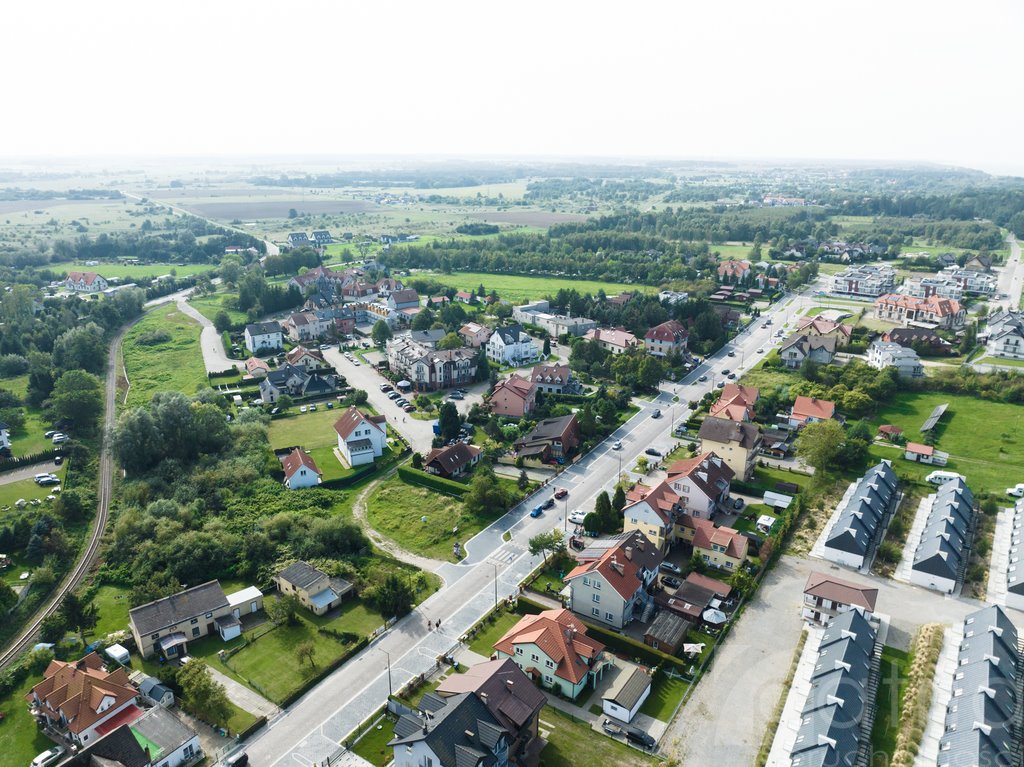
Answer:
[0, 374, 53, 456]
[0, 466, 68, 515]
[976, 355, 1024, 369]
[91, 584, 132, 638]
[189, 292, 248, 326]
[365, 474, 472, 561]
[52, 260, 218, 280]
[0, 675, 59, 766]
[122, 303, 206, 408]
[414, 271, 653, 303]
[639, 674, 689, 721]
[352, 716, 397, 766]
[871, 646, 910, 760]
[267, 406, 366, 450]
[467, 611, 521, 656]
[541, 705, 655, 767]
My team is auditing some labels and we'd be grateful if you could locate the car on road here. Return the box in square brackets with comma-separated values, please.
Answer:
[661, 575, 681, 589]
[568, 510, 587, 524]
[319, 344, 331, 351]
[659, 561, 683, 575]
[554, 488, 568, 499]
[612, 440, 622, 450]
[764, 318, 773, 325]
[542, 497, 556, 509]
[1007, 483, 1024, 497]
[651, 409, 661, 419]
[721, 368, 730, 375]
[757, 348, 764, 354]
[644, 448, 662, 457]
[353, 360, 360, 366]
[727, 350, 735, 357]
[31, 747, 67, 767]
[530, 506, 543, 518]
[716, 381, 725, 388]
[727, 372, 736, 380]
[626, 728, 656, 750]
[448, 391, 464, 400]
[698, 374, 708, 382]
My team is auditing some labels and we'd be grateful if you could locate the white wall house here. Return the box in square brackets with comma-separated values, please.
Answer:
[601, 667, 652, 724]
[334, 407, 387, 466]
[487, 324, 539, 365]
[867, 340, 924, 378]
[0, 421, 10, 451]
[244, 321, 284, 353]
[65, 271, 109, 293]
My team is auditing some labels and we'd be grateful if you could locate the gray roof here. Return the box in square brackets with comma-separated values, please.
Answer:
[790, 703, 859, 767]
[493, 324, 525, 345]
[276, 561, 326, 591]
[245, 320, 282, 336]
[603, 667, 652, 711]
[824, 461, 897, 557]
[644, 610, 691, 647]
[912, 481, 975, 580]
[411, 329, 447, 344]
[130, 705, 197, 755]
[60, 724, 151, 767]
[520, 414, 577, 443]
[698, 416, 761, 449]
[803, 667, 866, 720]
[138, 675, 173, 701]
[819, 608, 875, 653]
[129, 580, 228, 635]
[389, 692, 507, 767]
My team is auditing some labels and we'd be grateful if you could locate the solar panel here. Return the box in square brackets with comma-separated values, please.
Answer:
[921, 403, 948, 432]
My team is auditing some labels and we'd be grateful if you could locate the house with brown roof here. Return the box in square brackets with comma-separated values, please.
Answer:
[802, 571, 878, 626]
[285, 345, 327, 372]
[794, 317, 853, 346]
[684, 571, 733, 600]
[65, 271, 109, 293]
[904, 442, 939, 464]
[529, 363, 574, 394]
[513, 414, 580, 462]
[459, 321, 492, 348]
[877, 424, 903, 441]
[622, 480, 683, 553]
[387, 289, 421, 311]
[788, 396, 836, 428]
[709, 383, 759, 422]
[686, 517, 749, 572]
[665, 452, 734, 520]
[334, 407, 388, 466]
[26, 652, 139, 747]
[583, 327, 640, 355]
[644, 320, 688, 358]
[488, 375, 537, 418]
[423, 442, 483, 478]
[697, 417, 762, 480]
[873, 293, 966, 330]
[717, 260, 751, 283]
[244, 356, 271, 378]
[283, 310, 331, 342]
[779, 334, 837, 368]
[563, 531, 662, 629]
[493, 608, 610, 700]
[455, 290, 476, 304]
[281, 447, 322, 489]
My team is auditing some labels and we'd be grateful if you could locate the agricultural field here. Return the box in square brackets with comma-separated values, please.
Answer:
[121, 303, 206, 408]
[413, 270, 654, 303]
[0, 197, 172, 242]
[51, 260, 218, 281]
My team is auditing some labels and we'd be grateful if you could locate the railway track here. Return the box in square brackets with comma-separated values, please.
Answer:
[0, 320, 132, 669]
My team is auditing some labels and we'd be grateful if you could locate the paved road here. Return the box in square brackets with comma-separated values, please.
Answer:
[175, 296, 242, 374]
[994, 234, 1022, 312]
[0, 460, 60, 487]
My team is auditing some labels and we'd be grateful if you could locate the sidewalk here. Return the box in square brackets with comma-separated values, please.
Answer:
[206, 665, 281, 720]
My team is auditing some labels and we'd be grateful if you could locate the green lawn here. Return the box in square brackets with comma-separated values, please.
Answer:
[268, 406, 381, 450]
[540, 705, 655, 767]
[189, 293, 248, 326]
[225, 700, 260, 737]
[0, 467, 68, 513]
[0, 674, 58, 767]
[530, 563, 568, 596]
[0, 374, 53, 457]
[415, 271, 653, 303]
[752, 465, 811, 493]
[352, 716, 396, 766]
[90, 584, 132, 638]
[122, 303, 206, 408]
[871, 647, 910, 760]
[53, 260, 218, 280]
[976, 355, 1024, 369]
[639, 674, 689, 721]
[306, 446, 361, 481]
[467, 611, 521, 656]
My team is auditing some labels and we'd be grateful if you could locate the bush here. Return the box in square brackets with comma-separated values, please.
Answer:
[891, 624, 944, 765]
[396, 465, 467, 496]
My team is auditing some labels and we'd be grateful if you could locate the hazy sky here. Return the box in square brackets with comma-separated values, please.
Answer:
[4, 0, 1022, 175]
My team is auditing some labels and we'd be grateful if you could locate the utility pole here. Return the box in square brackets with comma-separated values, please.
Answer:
[493, 563, 498, 609]
[380, 648, 392, 698]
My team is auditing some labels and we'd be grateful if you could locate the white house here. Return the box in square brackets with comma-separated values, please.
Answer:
[0, 420, 10, 451]
[281, 447, 322, 489]
[244, 321, 284, 353]
[601, 667, 652, 724]
[909, 479, 974, 594]
[334, 407, 387, 466]
[830, 264, 896, 298]
[65, 271, 109, 293]
[486, 324, 539, 365]
[985, 311, 1024, 360]
[867, 340, 924, 378]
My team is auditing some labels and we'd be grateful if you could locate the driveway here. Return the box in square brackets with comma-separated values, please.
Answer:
[206, 665, 280, 720]
[176, 297, 242, 375]
[0, 460, 60, 486]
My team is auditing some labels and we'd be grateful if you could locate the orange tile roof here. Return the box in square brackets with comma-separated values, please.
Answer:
[874, 293, 963, 318]
[334, 407, 386, 440]
[710, 384, 759, 421]
[790, 396, 836, 423]
[796, 317, 853, 338]
[26, 653, 137, 736]
[281, 447, 321, 479]
[690, 518, 748, 560]
[494, 608, 605, 685]
[905, 442, 934, 456]
[623, 480, 681, 525]
[493, 374, 536, 400]
[666, 451, 735, 500]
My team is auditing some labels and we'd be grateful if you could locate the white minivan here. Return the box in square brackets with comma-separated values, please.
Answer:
[925, 470, 965, 485]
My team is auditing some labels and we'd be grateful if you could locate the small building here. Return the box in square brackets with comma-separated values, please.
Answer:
[488, 374, 537, 419]
[601, 667, 652, 724]
[274, 561, 353, 615]
[802, 571, 878, 626]
[136, 674, 175, 707]
[244, 321, 284, 354]
[285, 345, 327, 372]
[583, 326, 640, 355]
[130, 704, 203, 767]
[455, 290, 475, 304]
[244, 356, 271, 378]
[311, 230, 333, 245]
[281, 447, 323, 489]
[877, 424, 903, 441]
[513, 414, 581, 462]
[904, 442, 935, 464]
[643, 610, 691, 655]
[334, 407, 388, 466]
[788, 396, 836, 428]
[867, 340, 924, 378]
[423, 442, 482, 478]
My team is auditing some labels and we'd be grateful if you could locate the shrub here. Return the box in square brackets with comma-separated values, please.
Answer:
[891, 624, 944, 765]
[396, 465, 467, 496]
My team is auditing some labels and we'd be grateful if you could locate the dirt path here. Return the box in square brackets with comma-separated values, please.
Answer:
[351, 470, 447, 576]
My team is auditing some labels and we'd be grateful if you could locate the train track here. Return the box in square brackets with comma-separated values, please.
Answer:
[0, 320, 133, 668]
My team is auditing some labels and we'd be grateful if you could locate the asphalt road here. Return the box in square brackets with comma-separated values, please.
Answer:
[0, 460, 61, 488]
[993, 234, 1022, 313]
[245, 285, 819, 767]
[175, 296, 242, 374]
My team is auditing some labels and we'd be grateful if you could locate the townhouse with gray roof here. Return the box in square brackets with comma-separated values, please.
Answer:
[388, 691, 511, 767]
[1005, 503, 1024, 612]
[822, 461, 898, 570]
[910, 478, 975, 594]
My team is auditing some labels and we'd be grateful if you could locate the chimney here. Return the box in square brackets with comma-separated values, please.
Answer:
[480, 692, 488, 703]
[422, 723, 428, 735]
[625, 546, 632, 561]
[506, 680, 514, 692]
[465, 729, 476, 740]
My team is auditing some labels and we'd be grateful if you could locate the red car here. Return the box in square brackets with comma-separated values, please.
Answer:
[554, 488, 568, 499]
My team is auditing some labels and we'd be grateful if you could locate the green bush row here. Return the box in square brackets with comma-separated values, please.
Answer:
[0, 450, 57, 471]
[396, 466, 467, 496]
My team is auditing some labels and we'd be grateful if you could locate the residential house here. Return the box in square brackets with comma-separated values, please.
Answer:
[877, 424, 903, 442]
[489, 375, 537, 419]
[697, 417, 762, 480]
[867, 340, 924, 378]
[285, 345, 327, 371]
[788, 610, 877, 767]
[129, 580, 262, 659]
[802, 571, 878, 626]
[493, 608, 609, 700]
[454, 290, 475, 304]
[288, 264, 350, 295]
[273, 560, 353, 615]
[243, 321, 284, 353]
[387, 288, 421, 311]
[487, 324, 539, 365]
[606, 291, 636, 306]
[709, 383, 759, 422]
[59, 723, 151, 767]
[643, 610, 691, 655]
[984, 310, 1024, 360]
[334, 407, 388, 466]
[937, 606, 1018, 767]
[658, 290, 689, 305]
[435, 658, 545, 765]
[409, 328, 447, 348]
[904, 442, 947, 464]
[259, 363, 339, 403]
[311, 230, 333, 245]
[941, 265, 997, 295]
[129, 706, 203, 767]
[880, 327, 954, 355]
[905, 275, 963, 300]
[387, 337, 479, 391]
[281, 447, 322, 489]
[513, 300, 597, 338]
[794, 317, 853, 347]
[244, 356, 271, 378]
[529, 363, 575, 394]
[0, 420, 9, 452]
[688, 517, 748, 572]
[964, 254, 992, 272]
[779, 334, 837, 368]
[423, 442, 483, 479]
[1005, 506, 1024, 612]
[873, 293, 966, 330]
[821, 460, 898, 570]
[26, 652, 138, 748]
[513, 414, 580, 462]
[644, 320, 689, 358]
[65, 271, 109, 293]
[287, 232, 311, 248]
[830, 264, 897, 298]
[427, 294, 450, 308]
[717, 260, 751, 283]
[601, 667, 652, 724]
[563, 531, 662, 629]
[283, 310, 331, 342]
[133, 673, 175, 707]
[621, 480, 683, 553]
[388, 692, 510, 767]
[666, 452, 734, 521]
[910, 478, 974, 594]
[459, 321, 492, 348]
[582, 327, 640, 355]
[788, 396, 836, 428]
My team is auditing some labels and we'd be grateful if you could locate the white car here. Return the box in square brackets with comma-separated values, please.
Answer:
[31, 746, 66, 767]
[299, 405, 308, 413]
[1007, 483, 1024, 497]
[612, 440, 622, 450]
[568, 510, 588, 525]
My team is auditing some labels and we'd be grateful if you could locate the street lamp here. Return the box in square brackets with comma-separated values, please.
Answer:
[492, 563, 498, 610]
[380, 648, 392, 698]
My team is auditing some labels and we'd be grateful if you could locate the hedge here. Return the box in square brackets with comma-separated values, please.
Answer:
[237, 715, 267, 740]
[208, 368, 240, 379]
[396, 466, 467, 496]
[0, 450, 57, 471]
[279, 636, 369, 708]
[320, 464, 377, 489]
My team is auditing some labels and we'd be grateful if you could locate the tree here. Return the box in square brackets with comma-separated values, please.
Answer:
[296, 640, 317, 669]
[464, 466, 509, 517]
[612, 485, 626, 514]
[214, 310, 232, 333]
[60, 591, 98, 646]
[411, 308, 435, 331]
[371, 320, 393, 346]
[276, 393, 294, 412]
[517, 470, 529, 491]
[38, 612, 67, 643]
[528, 530, 566, 563]
[594, 491, 613, 529]
[543, 337, 551, 356]
[0, 580, 17, 613]
[637, 355, 665, 390]
[582, 512, 602, 534]
[437, 402, 461, 443]
[371, 574, 415, 618]
[267, 593, 302, 626]
[636, 456, 649, 474]
[288, 208, 298, 219]
[412, 452, 423, 470]
[177, 659, 232, 726]
[437, 332, 464, 351]
[52, 323, 105, 374]
[795, 419, 847, 472]
[731, 569, 757, 596]
[51, 369, 103, 428]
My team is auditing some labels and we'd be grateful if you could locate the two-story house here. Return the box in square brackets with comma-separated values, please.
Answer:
[802, 571, 878, 626]
[488, 375, 537, 419]
[513, 414, 580, 462]
[423, 442, 483, 478]
[709, 383, 759, 422]
[779, 334, 837, 368]
[283, 311, 331, 342]
[697, 417, 762, 481]
[493, 608, 609, 700]
[388, 692, 510, 767]
[529, 363, 575, 394]
[621, 481, 682, 554]
[387, 288, 421, 311]
[582, 327, 640, 355]
[794, 317, 853, 346]
[867, 340, 924, 378]
[285, 345, 327, 371]
[665, 452, 735, 522]
[65, 271, 109, 293]
[985, 310, 1024, 360]
[258, 363, 340, 403]
[244, 321, 284, 353]
[686, 517, 749, 572]
[281, 447, 322, 489]
[644, 320, 689, 358]
[563, 531, 662, 629]
[334, 407, 388, 466]
[273, 560, 353, 615]
[487, 324, 539, 365]
[788, 396, 836, 428]
[459, 321, 493, 348]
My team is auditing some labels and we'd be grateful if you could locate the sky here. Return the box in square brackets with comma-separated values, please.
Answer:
[3, 0, 1022, 175]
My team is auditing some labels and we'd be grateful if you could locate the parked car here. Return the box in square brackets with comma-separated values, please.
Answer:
[542, 497, 555, 509]
[612, 440, 622, 450]
[53, 455, 63, 466]
[52, 434, 68, 444]
[449, 391, 464, 400]
[403, 404, 416, 412]
[732, 497, 745, 510]
[1007, 483, 1024, 497]
[727, 373, 736, 380]
[568, 510, 587, 524]
[223, 752, 249, 767]
[530, 506, 544, 518]
[644, 448, 661, 457]
[388, 391, 401, 400]
[651, 409, 662, 419]
[300, 405, 307, 413]
[309, 403, 317, 411]
[44, 430, 56, 438]
[716, 381, 725, 388]
[602, 719, 624, 736]
[926, 470, 964, 485]
[661, 575, 681, 589]
[757, 348, 764, 354]
[626, 729, 656, 750]
[31, 748, 67, 767]
[721, 368, 730, 375]
[659, 561, 683, 575]
[380, 383, 393, 392]
[319, 344, 331, 351]
[554, 488, 568, 499]
[326, 401, 335, 409]
[698, 374, 708, 382]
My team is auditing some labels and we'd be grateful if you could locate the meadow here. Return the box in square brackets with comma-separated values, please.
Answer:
[53, 260, 218, 280]
[121, 303, 206, 408]
[414, 270, 653, 302]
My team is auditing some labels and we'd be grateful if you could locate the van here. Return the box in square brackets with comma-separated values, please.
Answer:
[925, 470, 964, 485]
[223, 752, 249, 767]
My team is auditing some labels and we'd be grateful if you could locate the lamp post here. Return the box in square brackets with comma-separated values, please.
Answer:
[380, 648, 392, 698]
[493, 563, 498, 610]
